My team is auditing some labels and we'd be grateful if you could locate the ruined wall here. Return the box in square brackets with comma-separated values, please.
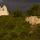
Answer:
[0, 5, 9, 16]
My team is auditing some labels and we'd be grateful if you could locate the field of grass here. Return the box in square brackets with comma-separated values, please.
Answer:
[0, 16, 40, 40]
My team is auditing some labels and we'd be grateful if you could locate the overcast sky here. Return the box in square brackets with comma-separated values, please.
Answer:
[0, 0, 40, 11]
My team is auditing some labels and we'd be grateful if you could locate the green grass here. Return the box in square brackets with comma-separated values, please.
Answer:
[0, 16, 40, 40]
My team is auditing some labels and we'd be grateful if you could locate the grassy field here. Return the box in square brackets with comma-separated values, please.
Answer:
[0, 16, 40, 40]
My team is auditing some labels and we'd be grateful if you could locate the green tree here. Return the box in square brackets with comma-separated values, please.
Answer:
[13, 8, 22, 17]
[26, 4, 40, 16]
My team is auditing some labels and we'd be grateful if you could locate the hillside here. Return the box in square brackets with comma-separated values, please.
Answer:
[0, 16, 40, 40]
